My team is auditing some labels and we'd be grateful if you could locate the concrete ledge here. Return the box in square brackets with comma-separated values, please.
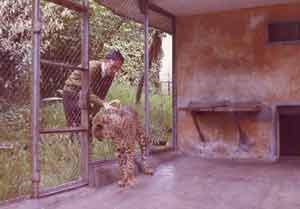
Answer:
[89, 150, 182, 188]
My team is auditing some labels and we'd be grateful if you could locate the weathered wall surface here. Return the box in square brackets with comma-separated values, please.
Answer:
[176, 3, 300, 160]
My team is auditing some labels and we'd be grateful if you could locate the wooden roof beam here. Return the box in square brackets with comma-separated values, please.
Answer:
[148, 3, 175, 19]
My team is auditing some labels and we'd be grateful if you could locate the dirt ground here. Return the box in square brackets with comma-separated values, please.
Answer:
[2, 156, 300, 209]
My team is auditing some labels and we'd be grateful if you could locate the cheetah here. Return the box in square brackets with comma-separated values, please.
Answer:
[92, 105, 154, 187]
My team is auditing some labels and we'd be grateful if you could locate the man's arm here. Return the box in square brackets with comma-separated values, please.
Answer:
[88, 60, 105, 107]
[89, 93, 105, 107]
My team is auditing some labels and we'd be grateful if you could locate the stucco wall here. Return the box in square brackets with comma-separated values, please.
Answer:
[175, 3, 300, 160]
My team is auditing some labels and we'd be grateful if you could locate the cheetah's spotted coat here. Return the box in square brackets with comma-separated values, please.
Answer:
[92, 105, 153, 187]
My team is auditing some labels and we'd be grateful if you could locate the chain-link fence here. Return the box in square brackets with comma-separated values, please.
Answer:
[39, 133, 81, 189]
[0, 0, 32, 201]
[0, 32, 32, 203]
[0, 104, 31, 201]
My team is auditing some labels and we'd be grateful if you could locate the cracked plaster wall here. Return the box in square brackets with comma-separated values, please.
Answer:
[175, 3, 300, 160]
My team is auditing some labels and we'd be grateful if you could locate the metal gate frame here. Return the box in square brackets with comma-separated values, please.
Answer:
[32, 0, 89, 198]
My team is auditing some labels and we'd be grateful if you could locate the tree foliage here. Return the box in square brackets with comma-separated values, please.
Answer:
[0, 0, 76, 102]
[0, 0, 163, 103]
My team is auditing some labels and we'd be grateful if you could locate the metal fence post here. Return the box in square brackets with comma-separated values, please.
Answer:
[172, 17, 178, 151]
[79, 0, 90, 182]
[142, 0, 150, 155]
[31, 0, 42, 198]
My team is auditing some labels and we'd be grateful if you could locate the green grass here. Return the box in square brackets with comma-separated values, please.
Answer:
[0, 81, 172, 201]
[0, 146, 31, 201]
[0, 105, 31, 201]
[39, 134, 81, 188]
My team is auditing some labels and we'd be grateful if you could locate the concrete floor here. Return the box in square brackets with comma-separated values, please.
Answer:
[2, 156, 300, 209]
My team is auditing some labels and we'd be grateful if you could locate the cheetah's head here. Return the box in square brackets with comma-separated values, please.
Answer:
[92, 109, 123, 140]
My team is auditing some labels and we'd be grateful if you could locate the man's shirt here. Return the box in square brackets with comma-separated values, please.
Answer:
[63, 60, 114, 105]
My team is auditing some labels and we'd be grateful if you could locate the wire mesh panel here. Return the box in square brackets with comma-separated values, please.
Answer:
[0, 121, 31, 201]
[36, 1, 87, 194]
[40, 2, 82, 129]
[149, 92, 173, 148]
[39, 133, 81, 189]
[0, 0, 32, 202]
[150, 33, 173, 148]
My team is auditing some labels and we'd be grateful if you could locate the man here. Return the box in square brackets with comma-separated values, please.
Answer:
[62, 49, 124, 127]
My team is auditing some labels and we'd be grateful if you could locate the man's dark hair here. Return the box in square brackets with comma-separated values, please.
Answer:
[105, 49, 124, 63]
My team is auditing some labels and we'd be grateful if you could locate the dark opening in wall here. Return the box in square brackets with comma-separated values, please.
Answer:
[278, 106, 300, 157]
[268, 22, 300, 43]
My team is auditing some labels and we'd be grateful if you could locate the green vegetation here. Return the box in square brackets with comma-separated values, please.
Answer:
[0, 105, 31, 200]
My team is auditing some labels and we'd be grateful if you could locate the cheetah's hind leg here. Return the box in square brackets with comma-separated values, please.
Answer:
[137, 133, 154, 175]
[140, 161, 154, 176]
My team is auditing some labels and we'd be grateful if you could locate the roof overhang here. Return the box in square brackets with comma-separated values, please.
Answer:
[151, 0, 298, 16]
[95, 0, 299, 34]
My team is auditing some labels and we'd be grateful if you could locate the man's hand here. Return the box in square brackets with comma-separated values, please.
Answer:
[103, 99, 121, 110]
[108, 99, 120, 107]
[103, 102, 113, 110]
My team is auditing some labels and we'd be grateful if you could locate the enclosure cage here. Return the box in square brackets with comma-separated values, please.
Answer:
[0, 0, 176, 202]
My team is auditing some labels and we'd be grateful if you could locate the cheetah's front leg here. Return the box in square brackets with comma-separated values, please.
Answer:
[116, 147, 128, 187]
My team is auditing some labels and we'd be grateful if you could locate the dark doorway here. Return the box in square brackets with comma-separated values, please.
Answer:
[279, 106, 300, 156]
